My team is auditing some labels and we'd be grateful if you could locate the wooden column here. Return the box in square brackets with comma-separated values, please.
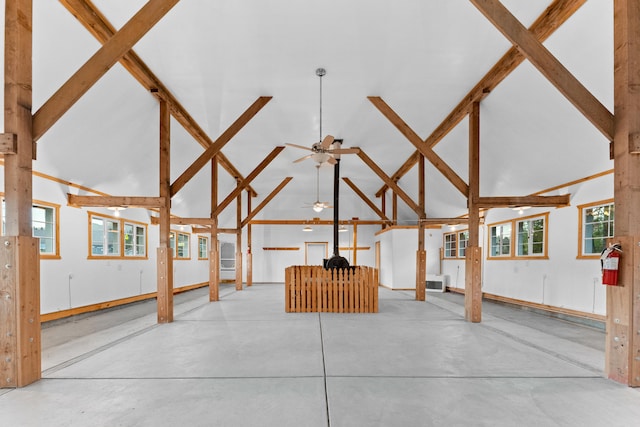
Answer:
[157, 98, 173, 323]
[209, 156, 219, 301]
[608, 0, 640, 386]
[352, 222, 358, 265]
[416, 155, 426, 301]
[381, 192, 387, 228]
[392, 192, 398, 225]
[1, 0, 41, 388]
[466, 101, 482, 322]
[235, 179, 243, 291]
[246, 191, 253, 286]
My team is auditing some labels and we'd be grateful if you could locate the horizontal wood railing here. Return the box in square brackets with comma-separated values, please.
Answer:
[285, 266, 378, 313]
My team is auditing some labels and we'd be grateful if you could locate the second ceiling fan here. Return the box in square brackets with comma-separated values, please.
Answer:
[286, 68, 359, 165]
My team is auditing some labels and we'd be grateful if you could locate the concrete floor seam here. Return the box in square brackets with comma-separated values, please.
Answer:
[318, 312, 332, 427]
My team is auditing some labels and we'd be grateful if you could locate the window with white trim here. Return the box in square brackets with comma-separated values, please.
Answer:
[580, 201, 614, 257]
[170, 231, 191, 259]
[458, 231, 469, 258]
[444, 233, 457, 258]
[124, 222, 146, 257]
[516, 216, 546, 257]
[198, 236, 208, 260]
[1, 199, 60, 258]
[490, 222, 511, 257]
[91, 215, 120, 256]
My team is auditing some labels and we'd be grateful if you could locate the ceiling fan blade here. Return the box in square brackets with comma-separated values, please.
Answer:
[293, 154, 313, 163]
[329, 148, 360, 154]
[285, 143, 313, 151]
[326, 156, 337, 165]
[321, 135, 334, 149]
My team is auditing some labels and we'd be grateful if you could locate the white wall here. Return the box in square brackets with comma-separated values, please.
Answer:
[1, 169, 210, 315]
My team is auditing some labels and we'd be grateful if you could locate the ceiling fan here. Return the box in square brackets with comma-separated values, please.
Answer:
[286, 68, 360, 165]
[303, 164, 332, 212]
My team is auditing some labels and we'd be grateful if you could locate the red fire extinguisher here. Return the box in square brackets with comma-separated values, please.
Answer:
[601, 243, 622, 286]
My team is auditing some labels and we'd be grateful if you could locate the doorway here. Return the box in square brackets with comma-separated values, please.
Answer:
[305, 242, 328, 265]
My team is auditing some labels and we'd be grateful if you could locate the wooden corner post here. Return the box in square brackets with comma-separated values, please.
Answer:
[416, 155, 426, 301]
[466, 102, 482, 322]
[157, 99, 173, 323]
[609, 0, 640, 386]
[210, 156, 220, 301]
[2, 0, 41, 388]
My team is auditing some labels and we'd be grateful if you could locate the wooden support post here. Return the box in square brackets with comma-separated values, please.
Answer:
[157, 99, 173, 323]
[1, 0, 41, 388]
[235, 180, 243, 291]
[210, 156, 219, 301]
[466, 101, 482, 322]
[392, 192, 398, 225]
[247, 191, 253, 286]
[0, 237, 40, 388]
[352, 222, 358, 265]
[381, 192, 387, 228]
[416, 155, 426, 301]
[608, 0, 640, 386]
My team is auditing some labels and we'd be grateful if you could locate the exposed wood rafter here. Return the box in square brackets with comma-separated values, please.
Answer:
[475, 195, 570, 208]
[374, 0, 587, 196]
[170, 97, 272, 197]
[34, 0, 180, 141]
[342, 177, 390, 222]
[470, 0, 613, 141]
[368, 96, 469, 197]
[241, 177, 294, 228]
[212, 146, 285, 216]
[67, 194, 166, 208]
[59, 0, 258, 197]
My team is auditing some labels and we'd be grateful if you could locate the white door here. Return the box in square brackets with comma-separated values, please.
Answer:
[305, 242, 328, 265]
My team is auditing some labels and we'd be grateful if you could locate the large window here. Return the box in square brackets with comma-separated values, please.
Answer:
[579, 200, 614, 258]
[89, 212, 147, 259]
[1, 198, 60, 258]
[515, 215, 547, 257]
[490, 222, 512, 258]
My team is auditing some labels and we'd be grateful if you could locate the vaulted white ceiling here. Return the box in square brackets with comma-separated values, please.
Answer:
[5, 0, 613, 227]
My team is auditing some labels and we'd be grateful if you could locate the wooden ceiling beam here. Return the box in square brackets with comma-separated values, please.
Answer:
[374, 0, 587, 195]
[212, 146, 285, 216]
[342, 177, 390, 222]
[356, 149, 424, 218]
[374, 150, 420, 198]
[241, 177, 293, 228]
[59, 0, 258, 197]
[471, 0, 613, 141]
[368, 96, 469, 197]
[34, 0, 179, 141]
[67, 194, 166, 208]
[170, 97, 272, 197]
[250, 219, 387, 226]
[475, 195, 570, 209]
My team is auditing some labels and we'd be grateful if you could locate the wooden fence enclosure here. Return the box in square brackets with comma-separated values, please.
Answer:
[285, 266, 379, 313]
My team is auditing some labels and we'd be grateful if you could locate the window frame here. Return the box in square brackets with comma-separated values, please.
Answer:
[170, 230, 191, 260]
[577, 199, 614, 259]
[488, 220, 513, 259]
[88, 211, 148, 260]
[458, 230, 469, 258]
[514, 212, 549, 259]
[123, 220, 147, 258]
[443, 232, 457, 259]
[198, 235, 209, 260]
[1, 196, 61, 259]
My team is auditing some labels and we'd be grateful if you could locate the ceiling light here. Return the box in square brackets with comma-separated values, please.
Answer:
[107, 206, 125, 217]
[338, 225, 347, 232]
[512, 206, 531, 215]
[303, 225, 313, 232]
[313, 202, 324, 213]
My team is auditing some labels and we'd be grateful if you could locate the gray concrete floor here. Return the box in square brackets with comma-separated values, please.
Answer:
[2, 284, 640, 427]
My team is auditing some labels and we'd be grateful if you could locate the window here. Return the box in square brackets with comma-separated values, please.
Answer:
[124, 222, 146, 257]
[170, 231, 191, 259]
[91, 215, 120, 256]
[444, 233, 457, 258]
[458, 231, 469, 258]
[1, 198, 60, 258]
[198, 236, 209, 260]
[89, 212, 147, 259]
[490, 222, 512, 257]
[516, 215, 547, 257]
[579, 200, 614, 258]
